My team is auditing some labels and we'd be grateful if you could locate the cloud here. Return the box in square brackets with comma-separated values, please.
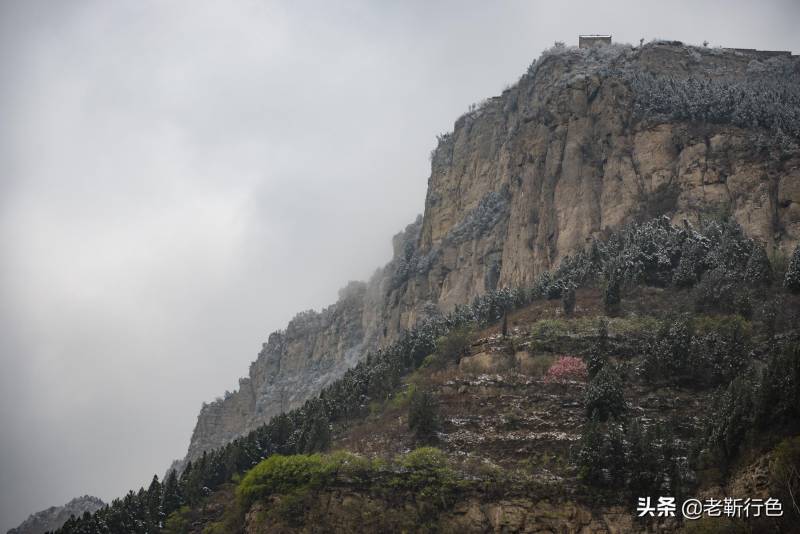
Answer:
[1, 0, 798, 529]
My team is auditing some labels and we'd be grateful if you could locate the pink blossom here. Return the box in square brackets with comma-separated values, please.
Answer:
[544, 356, 588, 384]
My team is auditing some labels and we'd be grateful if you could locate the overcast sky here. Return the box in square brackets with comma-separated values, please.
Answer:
[1, 0, 798, 529]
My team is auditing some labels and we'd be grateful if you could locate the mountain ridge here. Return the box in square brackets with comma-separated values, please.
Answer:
[180, 39, 799, 469]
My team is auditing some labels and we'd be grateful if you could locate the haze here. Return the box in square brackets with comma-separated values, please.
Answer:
[1, 0, 798, 529]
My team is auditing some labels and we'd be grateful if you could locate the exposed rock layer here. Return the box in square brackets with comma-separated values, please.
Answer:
[184, 41, 800, 463]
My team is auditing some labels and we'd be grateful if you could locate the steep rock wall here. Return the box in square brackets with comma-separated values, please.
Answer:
[183, 41, 800, 463]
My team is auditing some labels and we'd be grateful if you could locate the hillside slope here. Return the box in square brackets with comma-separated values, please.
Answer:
[185, 39, 800, 466]
[8, 496, 105, 534]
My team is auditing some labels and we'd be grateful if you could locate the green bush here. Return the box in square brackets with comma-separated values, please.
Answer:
[237, 454, 334, 506]
[434, 328, 473, 366]
[392, 448, 463, 515]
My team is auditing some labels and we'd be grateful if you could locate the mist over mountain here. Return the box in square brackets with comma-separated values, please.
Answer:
[3, 2, 800, 533]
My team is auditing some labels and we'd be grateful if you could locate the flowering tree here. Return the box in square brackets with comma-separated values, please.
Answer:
[544, 356, 588, 384]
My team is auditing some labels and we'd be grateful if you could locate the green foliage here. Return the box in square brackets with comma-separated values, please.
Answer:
[702, 344, 800, 471]
[435, 327, 472, 365]
[408, 389, 440, 444]
[391, 448, 463, 517]
[704, 375, 757, 468]
[640, 315, 749, 388]
[576, 420, 606, 485]
[163, 506, 191, 534]
[584, 365, 626, 421]
[237, 453, 351, 507]
[54, 216, 800, 533]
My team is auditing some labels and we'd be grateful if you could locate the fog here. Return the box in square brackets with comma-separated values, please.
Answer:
[1, 0, 798, 529]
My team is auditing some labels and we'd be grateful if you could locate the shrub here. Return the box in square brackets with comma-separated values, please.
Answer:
[392, 448, 462, 518]
[236, 454, 333, 507]
[584, 365, 625, 421]
[434, 328, 473, 366]
[544, 356, 588, 384]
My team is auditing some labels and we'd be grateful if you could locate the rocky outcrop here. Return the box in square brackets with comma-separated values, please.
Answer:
[243, 493, 644, 533]
[7, 496, 105, 534]
[183, 41, 800, 464]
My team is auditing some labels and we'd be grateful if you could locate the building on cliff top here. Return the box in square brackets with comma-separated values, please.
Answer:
[579, 35, 611, 48]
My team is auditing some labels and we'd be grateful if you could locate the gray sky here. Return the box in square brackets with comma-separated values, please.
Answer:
[1, 0, 798, 529]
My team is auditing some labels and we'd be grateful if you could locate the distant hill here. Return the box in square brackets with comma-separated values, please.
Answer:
[8, 496, 104, 534]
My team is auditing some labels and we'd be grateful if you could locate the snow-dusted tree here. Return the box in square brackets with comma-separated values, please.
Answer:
[584, 365, 625, 421]
[784, 244, 800, 293]
[744, 243, 772, 286]
[409, 389, 440, 444]
[161, 469, 182, 517]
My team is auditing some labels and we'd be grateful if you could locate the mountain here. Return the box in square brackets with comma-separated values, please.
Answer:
[7, 496, 105, 534]
[183, 39, 800, 466]
[50, 38, 800, 533]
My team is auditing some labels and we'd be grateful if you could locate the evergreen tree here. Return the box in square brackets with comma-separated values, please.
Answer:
[161, 469, 181, 518]
[576, 420, 605, 485]
[785, 244, 800, 293]
[408, 389, 440, 444]
[744, 243, 772, 286]
[587, 348, 607, 379]
[146, 474, 162, 526]
[585, 365, 626, 421]
[597, 318, 609, 353]
[603, 272, 621, 315]
[562, 285, 576, 317]
[626, 420, 662, 498]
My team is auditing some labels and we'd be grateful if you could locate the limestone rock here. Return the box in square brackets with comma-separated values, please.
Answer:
[182, 41, 800, 465]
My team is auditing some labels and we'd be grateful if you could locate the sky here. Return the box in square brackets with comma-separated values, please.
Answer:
[1, 0, 798, 529]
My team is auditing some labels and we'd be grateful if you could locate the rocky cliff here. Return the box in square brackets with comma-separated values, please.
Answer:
[183, 40, 800, 464]
[7, 496, 105, 534]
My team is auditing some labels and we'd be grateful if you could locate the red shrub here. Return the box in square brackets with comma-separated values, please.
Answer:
[544, 356, 588, 384]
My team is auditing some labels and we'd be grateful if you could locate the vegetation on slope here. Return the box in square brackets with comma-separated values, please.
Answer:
[53, 216, 800, 533]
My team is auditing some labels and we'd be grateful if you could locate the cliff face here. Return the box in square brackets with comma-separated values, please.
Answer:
[184, 41, 799, 463]
[8, 496, 105, 534]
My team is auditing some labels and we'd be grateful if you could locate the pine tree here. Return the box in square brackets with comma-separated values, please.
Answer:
[161, 469, 181, 518]
[408, 389, 440, 444]
[603, 272, 621, 315]
[562, 285, 576, 317]
[587, 348, 607, 379]
[626, 420, 662, 498]
[577, 420, 605, 485]
[744, 243, 772, 286]
[146, 474, 162, 527]
[585, 365, 626, 421]
[784, 244, 800, 293]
